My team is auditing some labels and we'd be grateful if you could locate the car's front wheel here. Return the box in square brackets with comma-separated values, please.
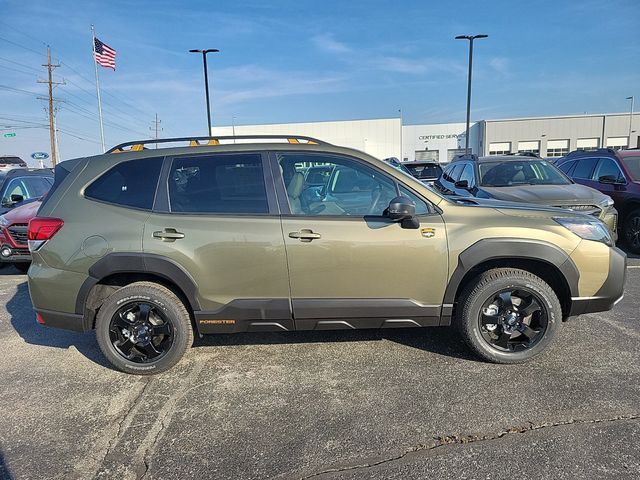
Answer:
[455, 268, 560, 363]
[623, 208, 640, 254]
[95, 282, 193, 374]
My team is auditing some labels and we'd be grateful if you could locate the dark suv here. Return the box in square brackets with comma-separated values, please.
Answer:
[434, 154, 618, 238]
[556, 149, 640, 252]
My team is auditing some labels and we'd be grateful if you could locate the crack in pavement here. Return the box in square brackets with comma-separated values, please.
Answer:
[133, 361, 207, 480]
[83, 378, 152, 479]
[297, 413, 640, 479]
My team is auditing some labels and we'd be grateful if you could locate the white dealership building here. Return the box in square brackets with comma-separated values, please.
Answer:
[212, 111, 639, 163]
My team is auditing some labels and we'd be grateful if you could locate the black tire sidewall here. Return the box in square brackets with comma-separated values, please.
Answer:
[623, 209, 640, 253]
[460, 272, 560, 363]
[95, 286, 190, 374]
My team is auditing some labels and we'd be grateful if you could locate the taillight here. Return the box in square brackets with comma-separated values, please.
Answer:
[28, 217, 64, 241]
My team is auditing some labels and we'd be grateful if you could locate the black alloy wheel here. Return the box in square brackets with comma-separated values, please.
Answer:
[624, 210, 640, 253]
[478, 288, 547, 352]
[109, 302, 174, 364]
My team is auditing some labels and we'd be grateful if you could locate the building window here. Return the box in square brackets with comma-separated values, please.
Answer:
[576, 138, 599, 151]
[447, 148, 466, 161]
[546, 139, 569, 157]
[606, 137, 629, 151]
[489, 142, 511, 155]
[517, 141, 540, 155]
[415, 150, 439, 162]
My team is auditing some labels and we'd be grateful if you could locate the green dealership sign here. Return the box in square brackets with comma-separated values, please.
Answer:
[3, 133, 16, 138]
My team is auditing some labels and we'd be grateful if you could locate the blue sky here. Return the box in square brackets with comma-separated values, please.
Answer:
[0, 0, 639, 163]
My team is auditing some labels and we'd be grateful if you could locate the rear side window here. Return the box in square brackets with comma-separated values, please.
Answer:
[572, 158, 598, 179]
[85, 157, 163, 210]
[168, 153, 268, 214]
[458, 164, 475, 185]
[557, 160, 575, 175]
[0, 157, 25, 165]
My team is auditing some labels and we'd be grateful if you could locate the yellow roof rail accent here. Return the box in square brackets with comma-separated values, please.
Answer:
[190, 138, 221, 146]
[307, 140, 318, 145]
[287, 138, 300, 144]
[207, 139, 220, 145]
[189, 140, 199, 146]
[131, 144, 144, 151]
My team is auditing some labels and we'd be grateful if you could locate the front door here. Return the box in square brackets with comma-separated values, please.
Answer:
[273, 151, 449, 330]
[144, 151, 292, 333]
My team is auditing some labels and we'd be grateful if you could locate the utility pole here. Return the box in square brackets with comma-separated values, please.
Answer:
[38, 47, 64, 166]
[150, 113, 162, 148]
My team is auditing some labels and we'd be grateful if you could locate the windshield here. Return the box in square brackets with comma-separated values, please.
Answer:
[405, 163, 443, 179]
[621, 156, 640, 181]
[479, 160, 571, 187]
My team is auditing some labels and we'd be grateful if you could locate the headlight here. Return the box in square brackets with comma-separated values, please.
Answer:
[554, 216, 613, 246]
[0, 215, 9, 227]
[599, 196, 614, 209]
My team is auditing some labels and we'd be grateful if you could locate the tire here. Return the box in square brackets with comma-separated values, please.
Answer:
[623, 208, 640, 254]
[454, 268, 561, 364]
[14, 263, 30, 273]
[95, 282, 193, 375]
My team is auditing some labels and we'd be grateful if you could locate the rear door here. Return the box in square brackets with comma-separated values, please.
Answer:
[272, 151, 449, 330]
[144, 151, 292, 333]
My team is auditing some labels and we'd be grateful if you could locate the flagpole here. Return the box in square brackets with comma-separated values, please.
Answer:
[91, 24, 106, 153]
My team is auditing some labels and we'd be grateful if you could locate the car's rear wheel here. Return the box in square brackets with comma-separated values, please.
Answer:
[455, 268, 560, 363]
[95, 282, 193, 375]
[623, 208, 640, 254]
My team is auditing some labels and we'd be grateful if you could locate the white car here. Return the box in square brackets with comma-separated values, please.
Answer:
[0, 156, 27, 172]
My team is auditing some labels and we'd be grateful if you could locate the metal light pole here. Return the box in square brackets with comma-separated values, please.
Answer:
[627, 96, 635, 148]
[455, 34, 488, 155]
[189, 48, 219, 135]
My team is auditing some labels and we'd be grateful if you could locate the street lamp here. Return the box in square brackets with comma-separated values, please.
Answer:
[189, 48, 220, 135]
[455, 34, 488, 155]
[627, 96, 635, 149]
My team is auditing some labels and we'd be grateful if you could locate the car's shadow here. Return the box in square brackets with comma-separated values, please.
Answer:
[6, 282, 112, 368]
[7, 281, 475, 370]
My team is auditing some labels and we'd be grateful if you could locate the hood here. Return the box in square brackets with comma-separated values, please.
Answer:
[480, 183, 606, 206]
[3, 200, 41, 224]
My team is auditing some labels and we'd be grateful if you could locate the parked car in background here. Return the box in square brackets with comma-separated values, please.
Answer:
[0, 168, 53, 214]
[0, 198, 41, 272]
[0, 156, 28, 172]
[434, 154, 618, 238]
[383, 157, 417, 178]
[556, 148, 640, 252]
[28, 135, 626, 374]
[403, 161, 443, 185]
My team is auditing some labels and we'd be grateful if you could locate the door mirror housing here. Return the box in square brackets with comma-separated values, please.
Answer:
[10, 194, 24, 204]
[386, 196, 416, 221]
[598, 175, 624, 185]
[454, 179, 470, 189]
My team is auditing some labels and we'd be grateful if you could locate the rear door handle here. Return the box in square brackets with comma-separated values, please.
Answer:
[288, 229, 322, 242]
[153, 228, 185, 242]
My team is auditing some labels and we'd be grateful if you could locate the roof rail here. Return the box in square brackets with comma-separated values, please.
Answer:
[107, 135, 329, 153]
[504, 151, 541, 158]
[564, 147, 617, 158]
[452, 153, 478, 162]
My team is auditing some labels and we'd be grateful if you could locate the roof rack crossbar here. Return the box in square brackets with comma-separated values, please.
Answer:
[107, 135, 329, 153]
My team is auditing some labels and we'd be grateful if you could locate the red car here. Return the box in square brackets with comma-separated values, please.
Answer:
[0, 198, 41, 272]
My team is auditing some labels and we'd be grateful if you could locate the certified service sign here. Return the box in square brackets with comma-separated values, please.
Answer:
[31, 152, 49, 160]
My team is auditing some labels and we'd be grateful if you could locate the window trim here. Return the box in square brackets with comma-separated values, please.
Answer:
[82, 156, 166, 213]
[269, 150, 438, 219]
[161, 150, 279, 217]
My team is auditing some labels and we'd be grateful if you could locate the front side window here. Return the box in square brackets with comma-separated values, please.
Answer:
[85, 157, 163, 210]
[168, 153, 268, 214]
[557, 160, 576, 175]
[278, 153, 398, 216]
[2, 178, 27, 206]
[479, 160, 570, 187]
[592, 158, 625, 182]
[621, 156, 640, 181]
[458, 164, 475, 185]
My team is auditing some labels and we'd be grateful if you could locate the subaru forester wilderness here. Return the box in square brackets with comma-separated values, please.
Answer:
[28, 136, 626, 374]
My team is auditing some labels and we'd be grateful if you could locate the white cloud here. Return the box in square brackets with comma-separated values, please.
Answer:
[311, 34, 352, 54]
[488, 57, 510, 75]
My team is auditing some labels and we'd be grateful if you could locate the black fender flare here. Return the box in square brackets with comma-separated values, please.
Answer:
[443, 238, 580, 305]
[75, 252, 201, 316]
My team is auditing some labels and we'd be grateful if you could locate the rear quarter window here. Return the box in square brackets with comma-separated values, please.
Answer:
[84, 157, 163, 210]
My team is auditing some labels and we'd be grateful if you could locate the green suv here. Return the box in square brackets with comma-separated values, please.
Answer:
[28, 136, 626, 374]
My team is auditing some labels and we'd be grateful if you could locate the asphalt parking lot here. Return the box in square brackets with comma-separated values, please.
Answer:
[0, 259, 639, 480]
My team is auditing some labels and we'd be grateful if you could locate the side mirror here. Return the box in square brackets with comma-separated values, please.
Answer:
[599, 175, 624, 185]
[10, 194, 24, 204]
[386, 196, 416, 221]
[454, 179, 470, 189]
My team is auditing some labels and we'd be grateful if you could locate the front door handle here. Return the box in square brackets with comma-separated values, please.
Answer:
[288, 229, 322, 242]
[153, 228, 185, 242]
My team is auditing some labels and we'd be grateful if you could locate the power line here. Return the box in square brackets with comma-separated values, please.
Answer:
[0, 55, 42, 73]
[0, 63, 39, 77]
[0, 21, 48, 49]
[0, 35, 44, 57]
[0, 84, 42, 97]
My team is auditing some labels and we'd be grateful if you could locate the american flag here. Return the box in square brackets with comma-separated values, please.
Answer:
[94, 38, 116, 70]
